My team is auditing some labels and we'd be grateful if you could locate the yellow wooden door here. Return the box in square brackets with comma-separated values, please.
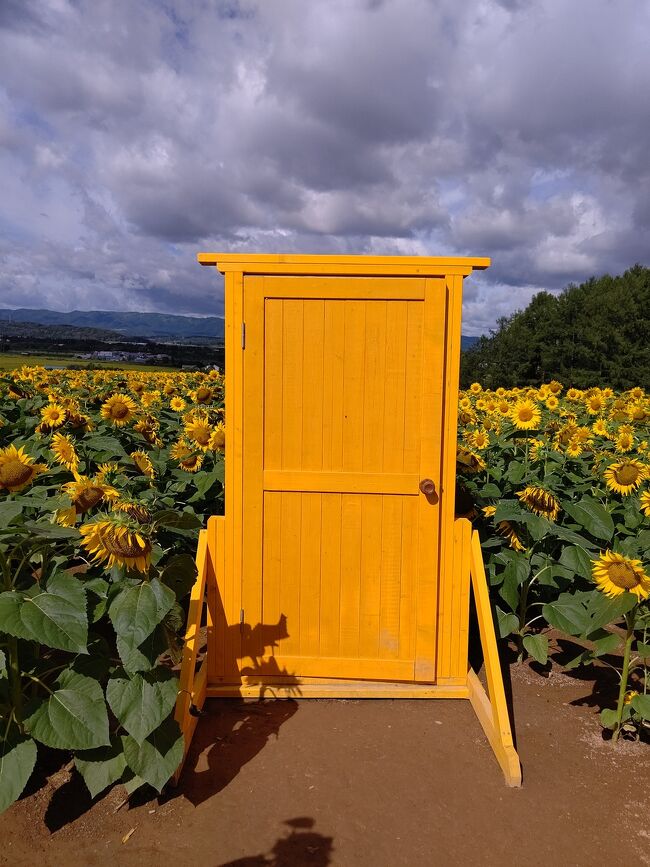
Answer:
[240, 275, 445, 684]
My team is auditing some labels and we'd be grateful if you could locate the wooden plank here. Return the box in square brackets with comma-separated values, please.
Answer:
[414, 279, 444, 681]
[262, 493, 282, 633]
[323, 300, 345, 472]
[281, 298, 304, 469]
[207, 516, 224, 681]
[362, 301, 386, 471]
[263, 470, 418, 495]
[437, 274, 464, 680]
[339, 494, 362, 658]
[263, 298, 283, 470]
[379, 496, 402, 660]
[242, 275, 264, 646]
[319, 494, 342, 657]
[198, 252, 491, 275]
[399, 497, 417, 661]
[235, 654, 414, 681]
[301, 300, 325, 470]
[342, 301, 365, 472]
[359, 495, 382, 659]
[280, 491, 302, 656]
[299, 493, 322, 657]
[206, 680, 470, 699]
[382, 301, 408, 473]
[253, 276, 426, 300]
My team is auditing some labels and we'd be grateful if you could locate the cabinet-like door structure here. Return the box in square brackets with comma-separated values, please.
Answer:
[175, 254, 522, 787]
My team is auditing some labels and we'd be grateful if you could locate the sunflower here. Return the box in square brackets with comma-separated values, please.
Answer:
[510, 399, 541, 431]
[50, 432, 79, 473]
[185, 417, 212, 451]
[545, 396, 559, 411]
[62, 476, 119, 517]
[603, 459, 647, 495]
[131, 450, 155, 479]
[170, 396, 186, 412]
[548, 380, 563, 395]
[469, 382, 482, 394]
[497, 520, 526, 552]
[96, 462, 120, 483]
[209, 422, 226, 452]
[471, 429, 490, 450]
[592, 550, 650, 600]
[0, 445, 47, 492]
[592, 419, 609, 437]
[565, 438, 583, 458]
[482, 504, 497, 518]
[171, 438, 203, 472]
[516, 485, 560, 521]
[566, 388, 582, 402]
[79, 518, 152, 573]
[40, 402, 66, 428]
[615, 427, 634, 453]
[101, 394, 138, 427]
[112, 499, 153, 524]
[194, 385, 213, 404]
[585, 393, 605, 415]
[639, 491, 650, 518]
[134, 417, 163, 447]
[456, 447, 486, 475]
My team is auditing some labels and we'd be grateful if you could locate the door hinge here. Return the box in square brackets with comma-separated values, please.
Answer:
[241, 322, 246, 349]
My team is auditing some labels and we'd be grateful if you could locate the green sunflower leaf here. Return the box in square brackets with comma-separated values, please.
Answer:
[0, 731, 38, 815]
[563, 497, 614, 542]
[24, 670, 110, 751]
[523, 633, 549, 665]
[0, 573, 88, 653]
[75, 734, 127, 799]
[122, 717, 184, 793]
[106, 669, 178, 745]
[109, 578, 175, 646]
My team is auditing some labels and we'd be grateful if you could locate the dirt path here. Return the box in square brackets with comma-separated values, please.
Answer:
[2, 659, 648, 867]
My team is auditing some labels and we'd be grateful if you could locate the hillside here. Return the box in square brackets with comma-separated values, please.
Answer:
[461, 264, 650, 389]
[0, 318, 123, 342]
[0, 308, 225, 342]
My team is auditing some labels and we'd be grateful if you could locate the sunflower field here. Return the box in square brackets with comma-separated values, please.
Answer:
[0, 367, 649, 813]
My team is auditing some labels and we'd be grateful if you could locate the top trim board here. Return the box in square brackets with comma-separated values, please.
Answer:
[197, 252, 490, 276]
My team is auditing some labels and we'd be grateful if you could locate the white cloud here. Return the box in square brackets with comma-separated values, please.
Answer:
[0, 0, 647, 333]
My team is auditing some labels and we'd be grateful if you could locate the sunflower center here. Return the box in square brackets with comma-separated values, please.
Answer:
[615, 464, 639, 485]
[75, 487, 105, 513]
[110, 403, 130, 419]
[182, 455, 199, 468]
[104, 532, 152, 558]
[196, 387, 212, 403]
[0, 459, 33, 487]
[607, 563, 641, 589]
[518, 408, 533, 421]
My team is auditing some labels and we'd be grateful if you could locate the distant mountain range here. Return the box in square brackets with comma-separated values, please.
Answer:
[0, 307, 480, 348]
[0, 308, 225, 342]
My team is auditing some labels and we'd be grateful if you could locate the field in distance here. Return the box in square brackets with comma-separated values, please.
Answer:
[0, 352, 180, 371]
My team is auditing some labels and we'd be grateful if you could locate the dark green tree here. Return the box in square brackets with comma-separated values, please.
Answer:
[461, 265, 650, 389]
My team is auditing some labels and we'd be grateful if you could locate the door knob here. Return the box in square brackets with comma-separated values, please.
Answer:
[419, 478, 436, 496]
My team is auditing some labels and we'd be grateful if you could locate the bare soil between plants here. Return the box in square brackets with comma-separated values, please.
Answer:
[2, 645, 649, 867]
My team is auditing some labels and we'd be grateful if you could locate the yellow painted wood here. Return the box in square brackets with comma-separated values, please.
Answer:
[263, 470, 418, 494]
[198, 252, 490, 276]
[206, 680, 471, 699]
[437, 274, 466, 681]
[178, 252, 524, 788]
[172, 528, 210, 784]
[465, 521, 522, 787]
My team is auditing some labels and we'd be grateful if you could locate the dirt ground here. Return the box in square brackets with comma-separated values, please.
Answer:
[2, 646, 649, 867]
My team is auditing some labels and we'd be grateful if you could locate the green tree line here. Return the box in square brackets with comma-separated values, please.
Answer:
[461, 264, 650, 389]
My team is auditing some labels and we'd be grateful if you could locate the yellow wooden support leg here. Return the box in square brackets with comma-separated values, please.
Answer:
[457, 519, 522, 787]
[171, 526, 211, 785]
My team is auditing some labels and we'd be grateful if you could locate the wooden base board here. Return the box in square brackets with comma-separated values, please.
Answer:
[205, 679, 470, 699]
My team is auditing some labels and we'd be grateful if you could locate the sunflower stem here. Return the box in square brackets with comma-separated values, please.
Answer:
[612, 609, 636, 744]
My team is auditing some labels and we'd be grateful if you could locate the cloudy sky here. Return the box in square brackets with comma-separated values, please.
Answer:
[0, 0, 648, 335]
